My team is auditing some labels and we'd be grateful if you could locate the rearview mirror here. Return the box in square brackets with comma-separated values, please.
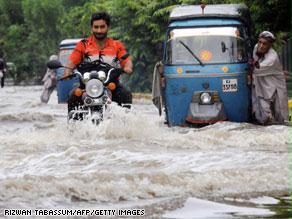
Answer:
[47, 60, 63, 69]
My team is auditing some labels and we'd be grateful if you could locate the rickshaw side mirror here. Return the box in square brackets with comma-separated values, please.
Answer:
[221, 42, 227, 53]
[47, 60, 63, 69]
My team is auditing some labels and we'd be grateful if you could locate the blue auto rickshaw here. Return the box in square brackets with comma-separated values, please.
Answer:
[153, 4, 253, 126]
[56, 38, 82, 103]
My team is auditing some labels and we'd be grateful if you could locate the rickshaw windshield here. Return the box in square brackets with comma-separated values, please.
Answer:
[165, 26, 248, 65]
[59, 49, 74, 65]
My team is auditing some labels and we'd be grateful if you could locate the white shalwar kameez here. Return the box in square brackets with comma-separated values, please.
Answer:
[252, 44, 289, 124]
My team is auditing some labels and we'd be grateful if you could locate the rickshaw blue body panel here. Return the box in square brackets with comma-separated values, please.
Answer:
[56, 39, 82, 103]
[56, 68, 79, 103]
[162, 4, 252, 126]
[164, 64, 250, 125]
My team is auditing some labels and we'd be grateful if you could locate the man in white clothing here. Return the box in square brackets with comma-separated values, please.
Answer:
[40, 55, 58, 103]
[252, 31, 289, 125]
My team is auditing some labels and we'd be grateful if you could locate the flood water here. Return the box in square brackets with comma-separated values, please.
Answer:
[0, 86, 291, 218]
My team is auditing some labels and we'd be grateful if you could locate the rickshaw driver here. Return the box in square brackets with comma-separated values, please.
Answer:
[252, 31, 289, 125]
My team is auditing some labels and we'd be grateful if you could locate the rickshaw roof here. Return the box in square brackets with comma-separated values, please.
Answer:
[59, 38, 83, 48]
[170, 4, 250, 24]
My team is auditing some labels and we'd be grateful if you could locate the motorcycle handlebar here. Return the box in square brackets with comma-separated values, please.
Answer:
[59, 70, 82, 81]
[59, 68, 124, 82]
[58, 60, 124, 82]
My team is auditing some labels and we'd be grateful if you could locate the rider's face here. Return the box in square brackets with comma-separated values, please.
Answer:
[92, 19, 108, 40]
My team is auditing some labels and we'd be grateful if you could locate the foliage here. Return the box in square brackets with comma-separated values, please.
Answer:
[0, 0, 64, 83]
[0, 0, 290, 89]
[106, 0, 181, 92]
[60, 0, 108, 38]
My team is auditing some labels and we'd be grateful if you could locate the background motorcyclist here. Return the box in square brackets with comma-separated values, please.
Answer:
[63, 11, 133, 112]
[40, 55, 58, 103]
[0, 58, 7, 88]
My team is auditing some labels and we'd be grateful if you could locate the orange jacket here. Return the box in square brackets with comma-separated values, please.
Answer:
[69, 35, 130, 68]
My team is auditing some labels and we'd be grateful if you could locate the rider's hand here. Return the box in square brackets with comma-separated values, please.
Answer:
[123, 66, 133, 74]
[60, 73, 71, 80]
[61, 61, 75, 80]
[61, 66, 73, 80]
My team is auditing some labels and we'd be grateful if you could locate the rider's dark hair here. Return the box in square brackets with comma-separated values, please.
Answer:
[90, 12, 111, 26]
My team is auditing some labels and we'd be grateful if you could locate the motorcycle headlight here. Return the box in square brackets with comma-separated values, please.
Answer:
[86, 79, 103, 98]
[200, 92, 212, 104]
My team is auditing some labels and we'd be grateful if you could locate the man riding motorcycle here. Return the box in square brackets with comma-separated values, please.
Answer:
[63, 12, 133, 114]
[0, 58, 7, 88]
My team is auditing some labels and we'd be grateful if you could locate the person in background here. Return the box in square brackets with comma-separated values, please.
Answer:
[63, 12, 133, 113]
[0, 58, 7, 88]
[40, 55, 58, 103]
[252, 31, 289, 125]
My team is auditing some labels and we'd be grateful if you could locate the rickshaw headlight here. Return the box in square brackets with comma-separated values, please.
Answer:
[86, 79, 103, 98]
[200, 92, 212, 104]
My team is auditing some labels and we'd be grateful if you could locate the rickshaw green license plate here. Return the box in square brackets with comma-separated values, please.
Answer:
[222, 79, 238, 92]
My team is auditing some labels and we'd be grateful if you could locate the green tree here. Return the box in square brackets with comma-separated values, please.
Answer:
[60, 0, 108, 38]
[0, 0, 27, 83]
[106, 0, 179, 92]
[21, 0, 64, 82]
[0, 0, 64, 83]
[0, 0, 290, 87]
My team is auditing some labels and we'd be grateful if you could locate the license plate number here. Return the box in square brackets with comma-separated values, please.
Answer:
[222, 79, 237, 92]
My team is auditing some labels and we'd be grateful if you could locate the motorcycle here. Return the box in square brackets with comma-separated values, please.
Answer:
[0, 69, 4, 88]
[47, 58, 123, 124]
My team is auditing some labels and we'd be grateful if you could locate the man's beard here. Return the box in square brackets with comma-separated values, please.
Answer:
[256, 49, 265, 58]
[94, 32, 107, 40]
